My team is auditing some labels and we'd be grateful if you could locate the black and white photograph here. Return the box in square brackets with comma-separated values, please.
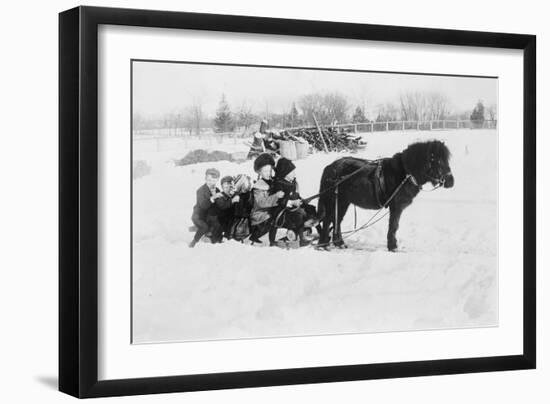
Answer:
[1, 0, 544, 400]
[131, 60, 498, 344]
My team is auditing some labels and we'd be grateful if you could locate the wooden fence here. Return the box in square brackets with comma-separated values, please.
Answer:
[133, 119, 498, 146]
[283, 119, 497, 134]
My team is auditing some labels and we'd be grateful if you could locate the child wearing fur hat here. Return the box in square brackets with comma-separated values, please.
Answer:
[270, 157, 313, 247]
[271, 157, 302, 209]
[249, 153, 285, 244]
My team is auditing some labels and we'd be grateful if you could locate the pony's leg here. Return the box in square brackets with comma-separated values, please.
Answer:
[387, 205, 403, 251]
[318, 215, 332, 247]
[317, 195, 333, 247]
[333, 201, 350, 248]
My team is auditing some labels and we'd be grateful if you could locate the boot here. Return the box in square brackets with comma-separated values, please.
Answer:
[299, 239, 311, 247]
[249, 237, 262, 245]
[297, 229, 310, 247]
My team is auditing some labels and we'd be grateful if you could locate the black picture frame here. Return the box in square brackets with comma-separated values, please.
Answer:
[59, 5, 536, 398]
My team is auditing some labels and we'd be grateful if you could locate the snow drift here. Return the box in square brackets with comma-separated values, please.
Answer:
[132, 129, 498, 343]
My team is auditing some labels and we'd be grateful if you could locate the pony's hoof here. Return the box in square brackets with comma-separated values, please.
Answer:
[334, 243, 347, 249]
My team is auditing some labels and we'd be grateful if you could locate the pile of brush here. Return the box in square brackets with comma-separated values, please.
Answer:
[174, 149, 247, 166]
[280, 126, 367, 153]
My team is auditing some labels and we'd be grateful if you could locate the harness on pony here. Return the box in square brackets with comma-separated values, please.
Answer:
[310, 159, 420, 246]
[264, 159, 421, 243]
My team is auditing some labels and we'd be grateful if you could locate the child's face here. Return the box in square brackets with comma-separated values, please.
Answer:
[285, 169, 296, 182]
[205, 175, 218, 189]
[221, 181, 233, 194]
[259, 165, 272, 180]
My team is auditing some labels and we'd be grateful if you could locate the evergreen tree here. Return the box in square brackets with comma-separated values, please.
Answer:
[214, 94, 233, 133]
[352, 106, 367, 123]
[470, 100, 485, 122]
[289, 102, 299, 127]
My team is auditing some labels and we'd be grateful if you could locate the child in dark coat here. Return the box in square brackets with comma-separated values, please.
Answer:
[270, 157, 314, 247]
[213, 176, 240, 241]
[190, 168, 222, 247]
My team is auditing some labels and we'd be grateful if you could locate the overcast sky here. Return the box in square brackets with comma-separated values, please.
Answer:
[132, 60, 497, 119]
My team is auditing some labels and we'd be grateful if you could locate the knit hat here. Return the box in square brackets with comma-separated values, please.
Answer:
[220, 175, 234, 185]
[253, 153, 276, 173]
[275, 157, 296, 179]
[233, 174, 252, 193]
[205, 168, 220, 178]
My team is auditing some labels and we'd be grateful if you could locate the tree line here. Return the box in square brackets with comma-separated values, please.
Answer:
[133, 92, 497, 135]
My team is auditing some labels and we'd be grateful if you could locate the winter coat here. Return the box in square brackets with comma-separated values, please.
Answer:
[209, 192, 233, 216]
[192, 184, 218, 220]
[271, 178, 302, 209]
[233, 191, 253, 218]
[250, 178, 280, 226]
[212, 193, 235, 239]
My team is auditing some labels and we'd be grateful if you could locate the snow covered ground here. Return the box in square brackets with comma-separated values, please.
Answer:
[132, 129, 498, 343]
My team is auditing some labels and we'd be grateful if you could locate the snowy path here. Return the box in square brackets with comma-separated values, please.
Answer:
[132, 129, 498, 343]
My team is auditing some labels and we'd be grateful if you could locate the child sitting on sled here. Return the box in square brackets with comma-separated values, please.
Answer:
[189, 168, 222, 248]
[270, 157, 317, 247]
[229, 174, 254, 241]
[189, 170, 239, 247]
[249, 153, 285, 245]
[213, 175, 241, 241]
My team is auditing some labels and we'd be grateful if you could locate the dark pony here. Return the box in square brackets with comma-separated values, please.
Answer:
[317, 140, 454, 251]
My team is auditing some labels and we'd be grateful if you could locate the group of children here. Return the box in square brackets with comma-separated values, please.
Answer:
[189, 153, 316, 248]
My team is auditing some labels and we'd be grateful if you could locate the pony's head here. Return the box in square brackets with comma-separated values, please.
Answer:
[401, 140, 454, 188]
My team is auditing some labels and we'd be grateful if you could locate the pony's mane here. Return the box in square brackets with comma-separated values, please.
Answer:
[400, 140, 451, 179]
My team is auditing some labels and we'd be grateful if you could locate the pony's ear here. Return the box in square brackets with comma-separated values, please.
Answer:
[434, 140, 451, 162]
[402, 143, 429, 178]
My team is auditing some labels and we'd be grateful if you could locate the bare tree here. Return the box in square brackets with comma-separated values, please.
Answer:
[264, 99, 270, 123]
[399, 92, 426, 121]
[425, 92, 449, 120]
[236, 102, 256, 133]
[399, 91, 449, 122]
[190, 103, 204, 136]
[164, 112, 179, 136]
[486, 103, 497, 121]
[298, 93, 324, 125]
[298, 92, 349, 125]
[376, 102, 399, 122]
[181, 101, 204, 136]
[323, 92, 349, 125]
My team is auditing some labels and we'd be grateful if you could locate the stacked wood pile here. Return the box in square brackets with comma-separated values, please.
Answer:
[280, 126, 367, 153]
